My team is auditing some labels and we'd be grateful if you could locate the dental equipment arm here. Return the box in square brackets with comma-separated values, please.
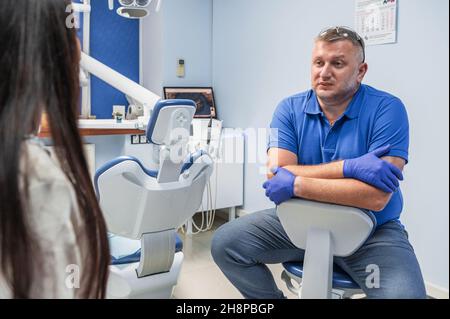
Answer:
[80, 52, 160, 127]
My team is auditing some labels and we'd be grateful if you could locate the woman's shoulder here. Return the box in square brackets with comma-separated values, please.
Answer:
[21, 139, 68, 185]
[21, 140, 80, 238]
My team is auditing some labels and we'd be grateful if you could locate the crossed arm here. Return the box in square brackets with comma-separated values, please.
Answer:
[266, 148, 406, 212]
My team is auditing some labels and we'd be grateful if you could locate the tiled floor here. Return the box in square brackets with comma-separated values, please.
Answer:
[173, 212, 297, 299]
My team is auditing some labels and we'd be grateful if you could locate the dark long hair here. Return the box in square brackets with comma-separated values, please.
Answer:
[0, 0, 109, 298]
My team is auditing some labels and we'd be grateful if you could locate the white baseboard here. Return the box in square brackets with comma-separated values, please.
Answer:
[426, 282, 449, 299]
[236, 208, 251, 217]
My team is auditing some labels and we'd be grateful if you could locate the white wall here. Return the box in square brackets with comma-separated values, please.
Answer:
[142, 0, 213, 97]
[364, 1, 449, 295]
[141, 0, 164, 95]
[212, 0, 449, 292]
[162, 0, 213, 87]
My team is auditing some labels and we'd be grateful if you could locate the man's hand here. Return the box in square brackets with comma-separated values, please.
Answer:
[263, 167, 296, 205]
[343, 145, 404, 193]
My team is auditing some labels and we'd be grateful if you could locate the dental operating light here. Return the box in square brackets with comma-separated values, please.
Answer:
[119, 0, 136, 5]
[107, 0, 162, 12]
[107, 0, 159, 19]
[136, 0, 150, 6]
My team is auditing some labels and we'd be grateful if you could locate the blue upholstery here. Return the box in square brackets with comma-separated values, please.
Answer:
[94, 151, 206, 201]
[146, 99, 196, 145]
[111, 234, 184, 266]
[282, 262, 360, 289]
[94, 156, 158, 201]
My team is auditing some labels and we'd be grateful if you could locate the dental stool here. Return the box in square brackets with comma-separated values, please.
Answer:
[277, 199, 376, 299]
[95, 100, 213, 298]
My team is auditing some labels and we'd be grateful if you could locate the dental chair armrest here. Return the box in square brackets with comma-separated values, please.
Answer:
[277, 199, 376, 257]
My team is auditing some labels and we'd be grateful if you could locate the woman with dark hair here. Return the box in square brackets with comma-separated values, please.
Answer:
[0, 0, 110, 298]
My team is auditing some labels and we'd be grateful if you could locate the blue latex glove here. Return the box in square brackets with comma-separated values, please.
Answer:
[263, 167, 296, 205]
[343, 145, 404, 193]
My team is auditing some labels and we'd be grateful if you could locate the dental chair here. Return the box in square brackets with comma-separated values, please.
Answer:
[94, 100, 213, 298]
[277, 199, 376, 299]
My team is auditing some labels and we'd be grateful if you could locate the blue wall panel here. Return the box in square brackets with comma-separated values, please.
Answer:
[77, 0, 140, 119]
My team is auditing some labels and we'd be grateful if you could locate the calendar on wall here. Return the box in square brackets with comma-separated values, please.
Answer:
[355, 0, 398, 46]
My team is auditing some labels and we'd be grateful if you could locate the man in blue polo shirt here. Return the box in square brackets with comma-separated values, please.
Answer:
[211, 26, 426, 299]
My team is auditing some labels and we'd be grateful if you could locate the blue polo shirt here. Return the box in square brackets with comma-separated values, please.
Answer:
[268, 84, 409, 226]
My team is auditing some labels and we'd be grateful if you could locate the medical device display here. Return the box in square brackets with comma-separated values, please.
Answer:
[164, 87, 217, 119]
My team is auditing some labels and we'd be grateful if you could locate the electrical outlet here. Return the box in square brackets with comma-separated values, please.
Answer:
[131, 135, 140, 144]
[140, 135, 148, 144]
